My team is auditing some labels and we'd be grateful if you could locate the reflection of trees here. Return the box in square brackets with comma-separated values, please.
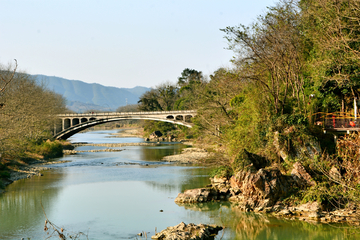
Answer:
[218, 206, 359, 240]
[0, 171, 64, 238]
[174, 200, 359, 240]
[138, 144, 185, 161]
[144, 167, 212, 194]
[176, 201, 230, 212]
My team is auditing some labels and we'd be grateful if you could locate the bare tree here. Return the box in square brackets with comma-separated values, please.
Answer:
[0, 59, 17, 108]
[222, 0, 307, 115]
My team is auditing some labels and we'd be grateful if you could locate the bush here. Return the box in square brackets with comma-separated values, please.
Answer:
[209, 165, 233, 179]
[0, 170, 10, 179]
[33, 141, 63, 159]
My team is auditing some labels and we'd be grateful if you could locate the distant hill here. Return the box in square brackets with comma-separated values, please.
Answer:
[33, 75, 151, 112]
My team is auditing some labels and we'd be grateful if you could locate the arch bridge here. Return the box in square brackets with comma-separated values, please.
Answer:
[54, 110, 196, 140]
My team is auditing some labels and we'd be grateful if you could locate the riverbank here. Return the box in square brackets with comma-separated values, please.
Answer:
[163, 147, 214, 164]
[174, 165, 360, 225]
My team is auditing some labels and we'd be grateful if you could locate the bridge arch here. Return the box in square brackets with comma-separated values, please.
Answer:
[54, 110, 196, 140]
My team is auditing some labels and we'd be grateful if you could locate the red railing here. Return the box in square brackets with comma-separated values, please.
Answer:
[313, 112, 359, 129]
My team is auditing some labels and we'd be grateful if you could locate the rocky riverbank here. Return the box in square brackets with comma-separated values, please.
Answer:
[151, 222, 223, 240]
[1, 159, 70, 192]
[174, 164, 360, 225]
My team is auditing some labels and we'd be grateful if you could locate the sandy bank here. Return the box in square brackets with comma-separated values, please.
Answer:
[163, 148, 214, 164]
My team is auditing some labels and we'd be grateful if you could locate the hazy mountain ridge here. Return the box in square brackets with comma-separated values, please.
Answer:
[34, 75, 150, 112]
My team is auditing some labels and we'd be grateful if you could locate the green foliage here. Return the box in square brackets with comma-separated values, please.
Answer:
[0, 170, 10, 179]
[272, 114, 308, 127]
[301, 183, 346, 206]
[209, 165, 233, 179]
[32, 141, 63, 159]
[143, 121, 176, 137]
[224, 85, 269, 157]
[229, 95, 245, 108]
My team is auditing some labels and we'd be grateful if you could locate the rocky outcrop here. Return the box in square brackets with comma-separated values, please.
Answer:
[291, 162, 316, 187]
[174, 175, 233, 203]
[229, 168, 294, 209]
[151, 222, 223, 240]
[273, 130, 321, 161]
[175, 188, 220, 203]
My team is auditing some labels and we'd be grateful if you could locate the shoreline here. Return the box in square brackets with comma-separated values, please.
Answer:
[2, 128, 202, 192]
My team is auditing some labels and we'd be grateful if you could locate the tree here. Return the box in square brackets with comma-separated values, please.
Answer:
[0, 60, 17, 108]
[191, 68, 242, 137]
[174, 68, 204, 110]
[138, 89, 163, 111]
[221, 0, 307, 115]
[116, 104, 139, 112]
[0, 68, 66, 158]
[301, 0, 360, 113]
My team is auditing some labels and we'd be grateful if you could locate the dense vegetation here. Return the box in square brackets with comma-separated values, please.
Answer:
[137, 0, 360, 208]
[0, 62, 67, 187]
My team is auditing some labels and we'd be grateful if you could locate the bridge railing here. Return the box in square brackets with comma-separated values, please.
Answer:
[323, 117, 359, 129]
[57, 110, 196, 117]
[313, 112, 359, 129]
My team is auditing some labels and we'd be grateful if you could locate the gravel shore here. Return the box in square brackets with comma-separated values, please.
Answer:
[163, 148, 214, 163]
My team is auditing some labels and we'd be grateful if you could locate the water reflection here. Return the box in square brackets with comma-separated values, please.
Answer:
[0, 171, 64, 238]
[138, 143, 185, 161]
[144, 167, 211, 194]
[220, 206, 359, 240]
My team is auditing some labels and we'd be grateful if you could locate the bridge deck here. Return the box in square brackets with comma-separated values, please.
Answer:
[57, 110, 196, 117]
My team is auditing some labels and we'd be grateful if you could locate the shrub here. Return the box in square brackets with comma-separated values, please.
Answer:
[33, 141, 63, 159]
[0, 170, 10, 179]
[209, 165, 233, 179]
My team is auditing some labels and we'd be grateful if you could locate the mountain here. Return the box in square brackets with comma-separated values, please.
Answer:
[33, 75, 151, 112]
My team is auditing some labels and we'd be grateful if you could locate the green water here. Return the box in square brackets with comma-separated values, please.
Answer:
[0, 130, 358, 239]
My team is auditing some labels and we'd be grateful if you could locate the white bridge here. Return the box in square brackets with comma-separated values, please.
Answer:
[54, 110, 196, 140]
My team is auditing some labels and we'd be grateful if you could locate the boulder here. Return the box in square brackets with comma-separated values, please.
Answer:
[149, 131, 163, 140]
[235, 149, 270, 172]
[175, 188, 218, 203]
[229, 168, 294, 209]
[329, 166, 342, 182]
[291, 162, 316, 188]
[151, 222, 223, 240]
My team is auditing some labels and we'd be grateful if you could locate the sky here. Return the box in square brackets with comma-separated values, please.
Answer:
[1, 0, 276, 89]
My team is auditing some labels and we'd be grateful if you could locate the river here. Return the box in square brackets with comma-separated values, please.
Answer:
[0, 129, 358, 239]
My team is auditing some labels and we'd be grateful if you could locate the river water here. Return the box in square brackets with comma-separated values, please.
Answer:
[0, 129, 358, 239]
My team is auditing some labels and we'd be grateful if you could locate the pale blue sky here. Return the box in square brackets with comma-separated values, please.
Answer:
[1, 0, 276, 88]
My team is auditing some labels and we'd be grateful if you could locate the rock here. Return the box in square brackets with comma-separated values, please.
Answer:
[212, 176, 227, 184]
[277, 209, 293, 216]
[291, 162, 316, 188]
[175, 188, 218, 203]
[150, 131, 163, 140]
[151, 222, 222, 240]
[229, 168, 294, 209]
[234, 149, 269, 172]
[296, 201, 322, 212]
[329, 166, 342, 182]
[273, 131, 321, 161]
